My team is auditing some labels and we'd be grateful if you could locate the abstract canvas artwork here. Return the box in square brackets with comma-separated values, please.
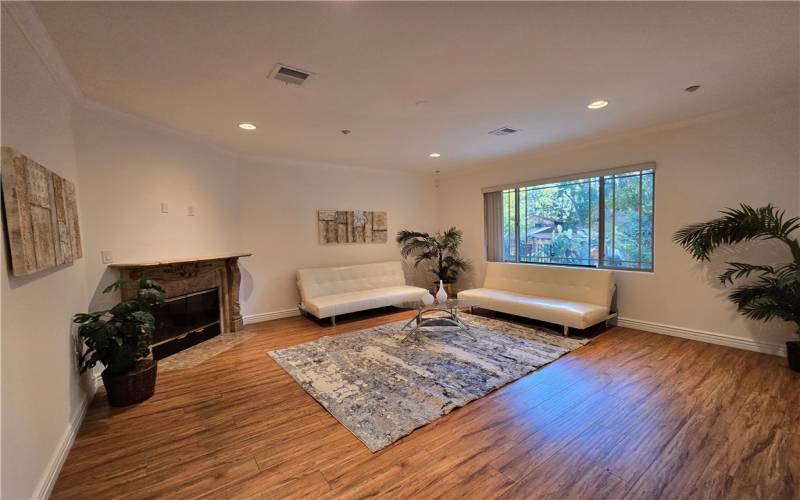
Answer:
[1, 147, 83, 276]
[318, 209, 387, 244]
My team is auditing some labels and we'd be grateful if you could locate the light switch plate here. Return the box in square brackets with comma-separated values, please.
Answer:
[101, 250, 113, 264]
[161, 202, 169, 213]
[187, 205, 195, 216]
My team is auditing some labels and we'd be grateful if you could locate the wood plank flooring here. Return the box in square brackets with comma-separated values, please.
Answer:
[52, 310, 799, 499]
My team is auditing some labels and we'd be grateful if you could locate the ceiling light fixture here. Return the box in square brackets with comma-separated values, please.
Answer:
[429, 153, 441, 158]
[684, 85, 701, 93]
[587, 100, 609, 110]
[238, 123, 257, 130]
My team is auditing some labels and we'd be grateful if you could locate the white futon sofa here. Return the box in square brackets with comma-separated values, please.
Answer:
[458, 262, 616, 336]
[297, 261, 427, 325]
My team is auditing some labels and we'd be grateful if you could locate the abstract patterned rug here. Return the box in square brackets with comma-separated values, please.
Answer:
[268, 314, 589, 452]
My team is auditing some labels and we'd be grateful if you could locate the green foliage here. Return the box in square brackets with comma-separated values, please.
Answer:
[502, 171, 654, 269]
[396, 227, 470, 283]
[673, 204, 800, 335]
[74, 279, 166, 375]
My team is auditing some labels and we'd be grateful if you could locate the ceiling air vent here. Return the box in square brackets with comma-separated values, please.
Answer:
[270, 63, 313, 86]
[488, 127, 519, 136]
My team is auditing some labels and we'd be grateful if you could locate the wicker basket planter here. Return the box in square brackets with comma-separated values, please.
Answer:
[101, 358, 157, 407]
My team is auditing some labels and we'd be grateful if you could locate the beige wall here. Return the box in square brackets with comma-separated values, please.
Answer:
[72, 105, 243, 311]
[1, 12, 92, 499]
[237, 158, 437, 317]
[438, 97, 799, 348]
[71, 104, 439, 317]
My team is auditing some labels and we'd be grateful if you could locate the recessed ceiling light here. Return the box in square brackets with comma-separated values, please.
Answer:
[684, 85, 701, 93]
[429, 153, 441, 158]
[238, 123, 257, 130]
[587, 100, 609, 110]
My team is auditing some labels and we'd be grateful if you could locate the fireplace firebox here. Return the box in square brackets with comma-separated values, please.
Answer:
[151, 288, 221, 360]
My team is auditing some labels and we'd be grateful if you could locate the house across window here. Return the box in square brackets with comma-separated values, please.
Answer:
[495, 167, 654, 271]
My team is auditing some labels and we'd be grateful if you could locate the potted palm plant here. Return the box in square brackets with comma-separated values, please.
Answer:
[674, 204, 800, 372]
[74, 278, 166, 406]
[396, 227, 470, 296]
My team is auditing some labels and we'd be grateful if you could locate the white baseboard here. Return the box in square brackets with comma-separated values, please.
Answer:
[615, 317, 787, 357]
[31, 386, 94, 499]
[243, 308, 301, 325]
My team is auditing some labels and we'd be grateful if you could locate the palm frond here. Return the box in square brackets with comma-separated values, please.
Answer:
[718, 262, 775, 285]
[673, 204, 800, 261]
[399, 239, 434, 259]
[439, 227, 464, 252]
[396, 230, 430, 244]
[397, 227, 467, 282]
[674, 203, 800, 334]
[414, 249, 439, 268]
[728, 276, 800, 325]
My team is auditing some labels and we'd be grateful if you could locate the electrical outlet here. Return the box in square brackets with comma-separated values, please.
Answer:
[187, 205, 195, 216]
[161, 202, 169, 213]
[101, 249, 113, 264]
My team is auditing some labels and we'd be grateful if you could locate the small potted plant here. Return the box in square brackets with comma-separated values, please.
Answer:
[74, 278, 166, 406]
[396, 227, 470, 297]
[674, 204, 800, 372]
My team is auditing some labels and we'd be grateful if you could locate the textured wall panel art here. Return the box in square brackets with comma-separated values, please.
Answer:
[318, 210, 387, 244]
[1, 147, 83, 276]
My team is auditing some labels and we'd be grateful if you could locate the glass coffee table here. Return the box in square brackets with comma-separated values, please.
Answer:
[393, 299, 480, 343]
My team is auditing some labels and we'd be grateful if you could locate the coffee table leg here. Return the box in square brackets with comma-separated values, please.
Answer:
[401, 321, 422, 343]
[400, 315, 418, 331]
[453, 308, 470, 331]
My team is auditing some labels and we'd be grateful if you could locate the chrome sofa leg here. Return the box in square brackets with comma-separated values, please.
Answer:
[331, 315, 336, 327]
[563, 325, 569, 337]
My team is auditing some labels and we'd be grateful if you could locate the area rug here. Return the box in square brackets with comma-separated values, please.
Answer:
[268, 314, 589, 452]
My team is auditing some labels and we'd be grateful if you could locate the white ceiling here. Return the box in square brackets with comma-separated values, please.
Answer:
[34, 1, 799, 172]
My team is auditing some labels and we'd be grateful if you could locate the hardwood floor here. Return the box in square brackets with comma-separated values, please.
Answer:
[52, 310, 799, 499]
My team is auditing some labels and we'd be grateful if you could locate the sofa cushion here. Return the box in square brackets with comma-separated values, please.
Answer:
[483, 262, 615, 309]
[297, 261, 407, 302]
[458, 288, 610, 330]
[303, 285, 427, 318]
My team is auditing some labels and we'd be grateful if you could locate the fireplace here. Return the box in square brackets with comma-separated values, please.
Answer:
[151, 287, 221, 360]
[110, 253, 251, 358]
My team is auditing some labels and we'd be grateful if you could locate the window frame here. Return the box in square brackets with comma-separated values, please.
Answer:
[492, 163, 655, 272]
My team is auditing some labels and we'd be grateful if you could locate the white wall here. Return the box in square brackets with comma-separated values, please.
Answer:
[70, 103, 439, 318]
[71, 105, 243, 310]
[237, 157, 437, 317]
[1, 11, 92, 500]
[438, 97, 799, 348]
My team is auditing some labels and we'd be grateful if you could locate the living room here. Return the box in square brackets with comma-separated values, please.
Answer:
[1, 2, 798, 499]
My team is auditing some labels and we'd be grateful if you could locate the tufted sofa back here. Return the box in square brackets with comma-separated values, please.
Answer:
[297, 261, 407, 301]
[483, 262, 615, 308]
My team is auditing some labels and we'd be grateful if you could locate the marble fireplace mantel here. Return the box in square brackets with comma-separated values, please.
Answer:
[110, 252, 252, 332]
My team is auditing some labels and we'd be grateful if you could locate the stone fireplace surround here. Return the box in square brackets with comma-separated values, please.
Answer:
[110, 253, 251, 333]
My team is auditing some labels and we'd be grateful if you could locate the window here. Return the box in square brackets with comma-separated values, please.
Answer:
[494, 167, 654, 271]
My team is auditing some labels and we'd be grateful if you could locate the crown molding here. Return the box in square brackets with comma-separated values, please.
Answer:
[3, 1, 86, 103]
[10, 1, 794, 179]
[439, 93, 798, 179]
[4, 2, 423, 176]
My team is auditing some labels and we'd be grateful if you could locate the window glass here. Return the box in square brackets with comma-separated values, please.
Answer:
[499, 168, 654, 271]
